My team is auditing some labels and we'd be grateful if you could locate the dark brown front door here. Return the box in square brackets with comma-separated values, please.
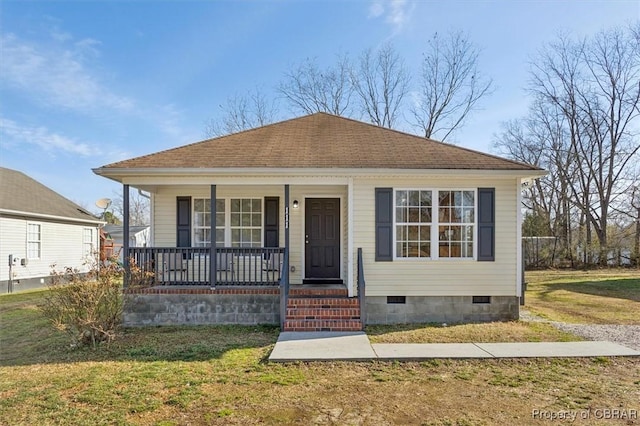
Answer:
[305, 198, 340, 279]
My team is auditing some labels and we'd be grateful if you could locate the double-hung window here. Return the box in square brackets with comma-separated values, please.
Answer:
[193, 198, 262, 247]
[395, 190, 432, 258]
[438, 191, 475, 258]
[83, 228, 94, 257]
[27, 223, 41, 259]
[394, 189, 475, 259]
[194, 199, 225, 247]
[230, 199, 262, 247]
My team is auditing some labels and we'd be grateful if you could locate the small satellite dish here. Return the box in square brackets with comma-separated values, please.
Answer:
[95, 198, 112, 210]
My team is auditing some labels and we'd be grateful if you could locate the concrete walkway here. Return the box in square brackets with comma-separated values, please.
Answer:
[268, 332, 640, 362]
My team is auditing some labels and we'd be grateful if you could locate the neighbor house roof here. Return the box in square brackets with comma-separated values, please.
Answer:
[0, 167, 102, 224]
[103, 224, 149, 238]
[96, 112, 542, 172]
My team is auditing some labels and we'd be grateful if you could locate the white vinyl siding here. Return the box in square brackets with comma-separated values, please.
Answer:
[0, 216, 99, 282]
[149, 176, 518, 295]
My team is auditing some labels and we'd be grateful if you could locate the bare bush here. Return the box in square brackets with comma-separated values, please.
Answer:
[42, 259, 123, 348]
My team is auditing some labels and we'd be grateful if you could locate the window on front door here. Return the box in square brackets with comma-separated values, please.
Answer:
[193, 198, 262, 247]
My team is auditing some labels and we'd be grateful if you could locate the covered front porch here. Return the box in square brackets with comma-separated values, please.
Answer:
[118, 180, 365, 330]
[119, 179, 358, 293]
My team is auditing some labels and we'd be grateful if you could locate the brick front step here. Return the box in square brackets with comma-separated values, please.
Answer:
[283, 319, 363, 332]
[288, 286, 348, 297]
[286, 297, 359, 308]
[284, 295, 362, 331]
[285, 307, 361, 319]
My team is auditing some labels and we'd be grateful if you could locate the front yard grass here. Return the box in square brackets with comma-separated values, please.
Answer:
[367, 321, 579, 344]
[525, 269, 640, 324]
[1, 285, 638, 425]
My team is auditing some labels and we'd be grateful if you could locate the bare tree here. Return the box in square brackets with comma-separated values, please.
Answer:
[277, 54, 354, 116]
[530, 26, 640, 264]
[498, 25, 640, 267]
[351, 43, 411, 128]
[205, 88, 279, 137]
[494, 100, 578, 265]
[411, 31, 493, 141]
[111, 190, 150, 226]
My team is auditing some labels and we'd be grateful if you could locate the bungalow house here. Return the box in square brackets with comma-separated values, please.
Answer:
[93, 113, 544, 330]
[0, 167, 103, 293]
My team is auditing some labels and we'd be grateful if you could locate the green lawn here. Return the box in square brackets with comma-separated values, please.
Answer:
[524, 269, 640, 324]
[1, 285, 639, 425]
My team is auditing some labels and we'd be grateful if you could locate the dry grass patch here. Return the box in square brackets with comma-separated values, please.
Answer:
[525, 269, 640, 324]
[367, 321, 580, 343]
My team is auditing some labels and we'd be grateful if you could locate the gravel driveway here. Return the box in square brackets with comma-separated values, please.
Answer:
[520, 309, 640, 351]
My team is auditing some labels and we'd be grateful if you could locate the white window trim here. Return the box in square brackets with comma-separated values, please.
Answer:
[393, 188, 477, 261]
[26, 222, 42, 260]
[83, 227, 95, 257]
[193, 197, 264, 247]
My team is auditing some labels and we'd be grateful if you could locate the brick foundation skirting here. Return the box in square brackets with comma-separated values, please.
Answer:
[123, 286, 280, 295]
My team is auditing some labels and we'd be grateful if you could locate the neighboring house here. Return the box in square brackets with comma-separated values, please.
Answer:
[0, 167, 103, 293]
[102, 224, 150, 262]
[93, 113, 544, 330]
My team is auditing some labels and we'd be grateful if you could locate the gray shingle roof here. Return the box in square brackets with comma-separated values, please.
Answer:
[0, 167, 101, 223]
[98, 113, 542, 172]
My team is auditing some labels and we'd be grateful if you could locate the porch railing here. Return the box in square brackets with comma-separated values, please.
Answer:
[128, 247, 285, 286]
[357, 247, 366, 329]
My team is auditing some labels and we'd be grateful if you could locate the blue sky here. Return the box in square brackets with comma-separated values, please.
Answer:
[1, 0, 638, 214]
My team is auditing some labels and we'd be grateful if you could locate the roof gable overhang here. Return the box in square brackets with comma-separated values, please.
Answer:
[93, 166, 547, 186]
[1, 208, 105, 226]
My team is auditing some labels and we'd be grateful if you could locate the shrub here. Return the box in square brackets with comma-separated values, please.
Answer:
[42, 259, 123, 348]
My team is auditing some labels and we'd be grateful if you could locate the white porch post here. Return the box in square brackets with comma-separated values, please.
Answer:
[347, 178, 354, 297]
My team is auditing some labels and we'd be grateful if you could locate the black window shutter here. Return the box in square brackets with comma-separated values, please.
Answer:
[176, 196, 191, 247]
[264, 197, 279, 247]
[375, 188, 393, 261]
[477, 188, 495, 261]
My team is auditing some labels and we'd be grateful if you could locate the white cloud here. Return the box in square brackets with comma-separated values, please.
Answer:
[368, 1, 385, 18]
[367, 0, 413, 33]
[0, 33, 134, 112]
[0, 26, 193, 155]
[0, 117, 100, 157]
